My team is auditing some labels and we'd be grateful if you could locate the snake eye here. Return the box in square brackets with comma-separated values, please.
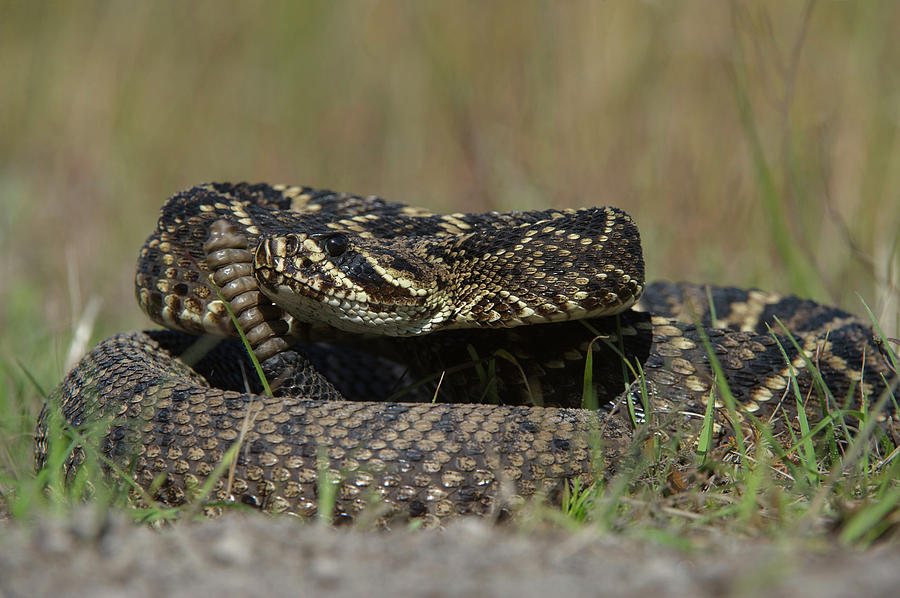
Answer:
[283, 234, 300, 255]
[324, 234, 349, 257]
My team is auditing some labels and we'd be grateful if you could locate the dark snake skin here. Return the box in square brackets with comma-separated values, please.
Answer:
[35, 183, 898, 525]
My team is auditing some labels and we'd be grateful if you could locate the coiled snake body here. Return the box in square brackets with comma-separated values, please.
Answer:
[37, 183, 897, 525]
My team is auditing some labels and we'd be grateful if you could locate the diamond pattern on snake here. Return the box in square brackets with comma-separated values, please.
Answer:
[36, 182, 897, 525]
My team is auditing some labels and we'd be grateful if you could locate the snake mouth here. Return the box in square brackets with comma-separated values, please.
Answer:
[256, 275, 446, 336]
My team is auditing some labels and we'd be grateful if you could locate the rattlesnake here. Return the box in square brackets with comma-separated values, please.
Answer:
[36, 183, 897, 525]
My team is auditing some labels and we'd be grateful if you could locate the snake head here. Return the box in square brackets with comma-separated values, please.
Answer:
[253, 205, 645, 337]
[254, 231, 452, 336]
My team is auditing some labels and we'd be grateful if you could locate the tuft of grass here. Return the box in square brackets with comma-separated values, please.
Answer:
[550, 319, 900, 548]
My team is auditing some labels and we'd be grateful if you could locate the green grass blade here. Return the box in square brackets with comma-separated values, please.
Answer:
[212, 284, 273, 396]
[839, 484, 900, 546]
[581, 338, 598, 411]
[696, 388, 717, 465]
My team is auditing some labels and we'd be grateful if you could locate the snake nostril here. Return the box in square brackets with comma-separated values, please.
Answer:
[324, 233, 349, 257]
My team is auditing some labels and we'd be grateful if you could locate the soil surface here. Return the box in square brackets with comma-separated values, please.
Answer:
[1, 512, 898, 598]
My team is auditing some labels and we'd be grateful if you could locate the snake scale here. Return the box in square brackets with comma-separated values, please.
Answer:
[36, 182, 897, 525]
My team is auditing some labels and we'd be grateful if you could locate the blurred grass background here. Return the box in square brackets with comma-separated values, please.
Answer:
[1, 0, 898, 398]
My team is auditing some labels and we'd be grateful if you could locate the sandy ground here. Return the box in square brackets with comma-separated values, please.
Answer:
[1, 512, 898, 598]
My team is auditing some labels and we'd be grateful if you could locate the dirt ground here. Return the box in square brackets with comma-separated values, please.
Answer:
[1, 512, 898, 598]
